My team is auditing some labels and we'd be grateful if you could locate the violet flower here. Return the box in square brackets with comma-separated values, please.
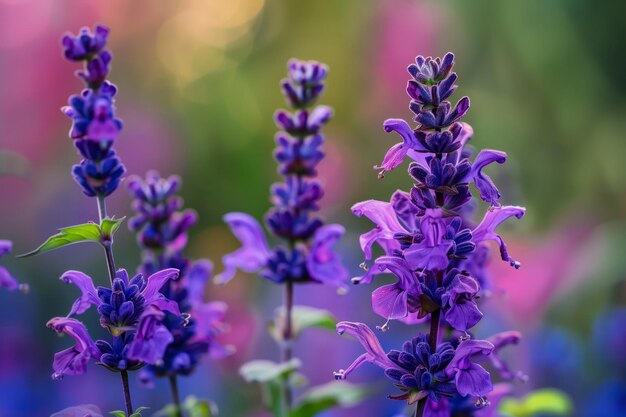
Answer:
[43, 25, 182, 416]
[60, 25, 125, 199]
[216, 59, 348, 411]
[216, 59, 348, 289]
[337, 52, 526, 417]
[50, 268, 180, 378]
[0, 240, 28, 292]
[127, 172, 230, 390]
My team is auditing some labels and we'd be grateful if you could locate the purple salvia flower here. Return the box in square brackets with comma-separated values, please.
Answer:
[0, 240, 28, 292]
[217, 58, 348, 289]
[47, 317, 101, 379]
[340, 52, 526, 416]
[127, 172, 231, 382]
[61, 25, 109, 61]
[61, 25, 126, 199]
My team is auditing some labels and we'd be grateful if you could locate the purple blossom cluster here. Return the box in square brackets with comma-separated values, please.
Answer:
[127, 172, 230, 383]
[335, 53, 526, 416]
[61, 25, 125, 199]
[216, 59, 348, 288]
[43, 25, 204, 415]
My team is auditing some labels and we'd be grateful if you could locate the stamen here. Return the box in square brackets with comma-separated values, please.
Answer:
[182, 313, 192, 327]
[475, 396, 490, 408]
[333, 369, 346, 380]
[359, 262, 369, 271]
[459, 332, 471, 342]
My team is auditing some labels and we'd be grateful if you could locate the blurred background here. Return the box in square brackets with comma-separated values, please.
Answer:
[0, 0, 625, 416]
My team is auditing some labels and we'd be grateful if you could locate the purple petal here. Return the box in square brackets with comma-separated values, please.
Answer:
[142, 268, 180, 303]
[486, 331, 522, 380]
[216, 212, 271, 284]
[444, 298, 483, 331]
[455, 361, 492, 397]
[0, 266, 20, 291]
[185, 259, 213, 307]
[0, 240, 12, 257]
[60, 270, 100, 315]
[307, 224, 349, 287]
[372, 283, 408, 320]
[471, 149, 507, 206]
[127, 307, 174, 364]
[308, 105, 333, 130]
[335, 321, 399, 379]
[446, 339, 494, 382]
[375, 119, 424, 176]
[404, 244, 451, 271]
[472, 206, 525, 267]
[47, 317, 100, 379]
[351, 200, 403, 260]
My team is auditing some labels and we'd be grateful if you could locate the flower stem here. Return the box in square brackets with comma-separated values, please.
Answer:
[120, 370, 134, 416]
[415, 399, 426, 417]
[169, 375, 183, 417]
[98, 195, 131, 415]
[97, 195, 117, 283]
[282, 279, 294, 409]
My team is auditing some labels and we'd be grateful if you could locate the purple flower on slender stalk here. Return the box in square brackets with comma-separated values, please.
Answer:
[338, 52, 526, 417]
[0, 240, 28, 292]
[44, 25, 180, 416]
[61, 25, 125, 200]
[217, 59, 348, 411]
[127, 172, 231, 412]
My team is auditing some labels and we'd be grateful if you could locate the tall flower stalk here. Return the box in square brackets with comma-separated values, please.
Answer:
[24, 25, 182, 417]
[127, 172, 231, 416]
[335, 53, 526, 417]
[216, 59, 350, 414]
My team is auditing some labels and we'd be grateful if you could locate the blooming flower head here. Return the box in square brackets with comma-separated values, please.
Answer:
[127, 172, 230, 381]
[217, 59, 348, 290]
[61, 25, 126, 199]
[48, 268, 181, 379]
[339, 52, 527, 416]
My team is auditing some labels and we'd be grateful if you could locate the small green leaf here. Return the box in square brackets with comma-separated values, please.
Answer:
[100, 217, 125, 240]
[19, 223, 102, 257]
[270, 306, 337, 341]
[110, 412, 126, 417]
[239, 358, 301, 383]
[129, 407, 148, 417]
[183, 396, 218, 417]
[499, 389, 573, 417]
[289, 381, 370, 417]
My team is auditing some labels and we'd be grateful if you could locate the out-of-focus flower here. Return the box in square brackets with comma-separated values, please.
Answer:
[0, 240, 28, 292]
[128, 172, 230, 382]
[217, 59, 348, 290]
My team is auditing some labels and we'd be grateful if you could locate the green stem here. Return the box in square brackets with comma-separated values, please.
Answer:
[120, 370, 134, 416]
[169, 375, 183, 417]
[281, 280, 294, 409]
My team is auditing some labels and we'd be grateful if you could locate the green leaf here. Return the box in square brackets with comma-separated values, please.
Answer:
[499, 389, 573, 417]
[109, 412, 126, 417]
[183, 396, 218, 417]
[100, 217, 125, 240]
[270, 306, 337, 341]
[289, 381, 370, 417]
[19, 222, 102, 257]
[239, 358, 301, 383]
[129, 407, 149, 417]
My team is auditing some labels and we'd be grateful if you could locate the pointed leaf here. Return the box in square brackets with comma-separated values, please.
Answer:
[109, 412, 126, 417]
[100, 217, 125, 240]
[499, 389, 573, 417]
[270, 306, 337, 342]
[183, 396, 218, 417]
[289, 381, 370, 417]
[239, 358, 301, 383]
[19, 223, 102, 257]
